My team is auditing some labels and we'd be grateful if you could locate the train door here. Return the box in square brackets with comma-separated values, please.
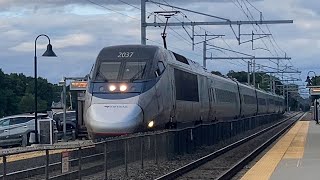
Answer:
[198, 75, 208, 122]
[207, 78, 216, 121]
[169, 67, 177, 124]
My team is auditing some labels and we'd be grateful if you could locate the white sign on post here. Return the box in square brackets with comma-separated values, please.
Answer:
[61, 151, 70, 173]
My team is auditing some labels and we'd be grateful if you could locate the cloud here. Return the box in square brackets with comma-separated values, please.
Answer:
[0, 0, 316, 89]
[10, 33, 95, 52]
[0, 0, 259, 8]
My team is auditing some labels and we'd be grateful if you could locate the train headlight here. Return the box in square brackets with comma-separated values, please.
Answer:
[109, 85, 116, 92]
[120, 84, 127, 92]
[148, 121, 154, 128]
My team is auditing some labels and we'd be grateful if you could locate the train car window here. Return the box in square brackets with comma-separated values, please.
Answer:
[123, 62, 146, 80]
[172, 52, 189, 65]
[174, 69, 199, 101]
[216, 89, 237, 103]
[96, 62, 121, 81]
[244, 95, 256, 104]
[258, 98, 266, 105]
[157, 61, 165, 75]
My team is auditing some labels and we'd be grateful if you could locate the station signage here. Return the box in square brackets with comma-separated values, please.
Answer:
[70, 81, 87, 91]
[310, 87, 320, 96]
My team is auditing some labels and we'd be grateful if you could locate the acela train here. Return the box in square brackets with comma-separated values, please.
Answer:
[84, 45, 285, 139]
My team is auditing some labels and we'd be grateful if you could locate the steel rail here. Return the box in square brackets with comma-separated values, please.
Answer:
[155, 112, 303, 180]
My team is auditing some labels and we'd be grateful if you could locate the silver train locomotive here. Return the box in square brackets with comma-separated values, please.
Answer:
[84, 45, 285, 139]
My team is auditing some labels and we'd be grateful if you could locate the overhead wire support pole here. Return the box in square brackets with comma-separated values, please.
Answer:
[203, 32, 207, 68]
[143, 1, 294, 73]
[247, 61, 250, 85]
[253, 59, 256, 87]
[192, 25, 195, 50]
[141, 0, 146, 45]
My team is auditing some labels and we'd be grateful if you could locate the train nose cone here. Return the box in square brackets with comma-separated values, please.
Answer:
[86, 104, 143, 135]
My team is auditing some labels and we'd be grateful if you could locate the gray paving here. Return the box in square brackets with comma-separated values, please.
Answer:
[271, 118, 320, 180]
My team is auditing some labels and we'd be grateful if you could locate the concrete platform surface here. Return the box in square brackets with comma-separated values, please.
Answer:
[241, 112, 320, 180]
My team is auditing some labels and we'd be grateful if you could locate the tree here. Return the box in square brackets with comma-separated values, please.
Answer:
[0, 69, 61, 117]
[227, 71, 248, 83]
[19, 93, 34, 113]
[211, 71, 223, 76]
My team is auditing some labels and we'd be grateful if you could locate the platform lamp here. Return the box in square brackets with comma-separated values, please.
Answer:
[34, 34, 57, 144]
[305, 71, 317, 87]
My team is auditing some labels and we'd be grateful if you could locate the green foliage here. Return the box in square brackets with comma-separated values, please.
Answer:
[310, 76, 320, 86]
[211, 71, 223, 76]
[19, 93, 34, 112]
[0, 69, 61, 117]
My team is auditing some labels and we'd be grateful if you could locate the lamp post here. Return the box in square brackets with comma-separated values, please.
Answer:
[34, 34, 57, 144]
[305, 71, 318, 124]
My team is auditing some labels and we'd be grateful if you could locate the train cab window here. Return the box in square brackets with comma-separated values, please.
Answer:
[96, 62, 121, 81]
[155, 61, 165, 77]
[172, 52, 189, 65]
[123, 62, 146, 80]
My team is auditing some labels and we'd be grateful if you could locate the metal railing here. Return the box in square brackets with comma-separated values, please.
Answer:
[0, 113, 282, 180]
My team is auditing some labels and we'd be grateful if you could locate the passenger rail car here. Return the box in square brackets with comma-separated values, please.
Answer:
[84, 45, 285, 139]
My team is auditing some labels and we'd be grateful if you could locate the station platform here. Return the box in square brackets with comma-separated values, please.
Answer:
[241, 112, 319, 180]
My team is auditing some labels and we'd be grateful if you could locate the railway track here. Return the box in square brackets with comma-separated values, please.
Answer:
[0, 113, 294, 180]
[155, 112, 305, 180]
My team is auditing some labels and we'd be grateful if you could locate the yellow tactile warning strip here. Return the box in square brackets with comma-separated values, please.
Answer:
[241, 120, 309, 180]
[0, 148, 77, 163]
[283, 121, 309, 159]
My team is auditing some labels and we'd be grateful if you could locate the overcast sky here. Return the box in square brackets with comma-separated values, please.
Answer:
[0, 0, 318, 96]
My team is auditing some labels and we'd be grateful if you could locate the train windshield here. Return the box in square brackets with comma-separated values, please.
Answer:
[97, 62, 121, 81]
[95, 61, 147, 82]
[123, 62, 146, 80]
